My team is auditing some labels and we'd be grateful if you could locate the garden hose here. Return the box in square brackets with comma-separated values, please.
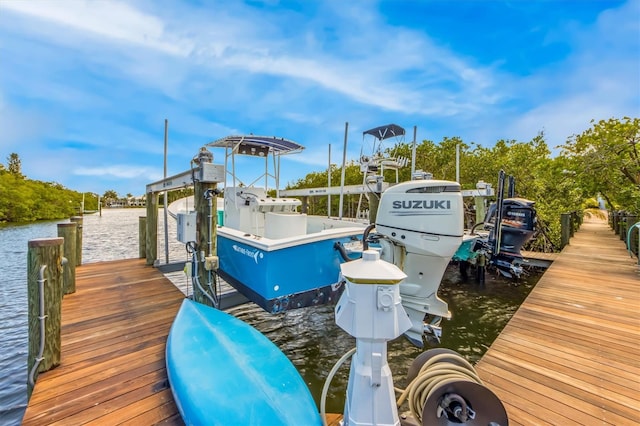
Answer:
[396, 348, 507, 425]
[396, 352, 482, 423]
[320, 347, 356, 426]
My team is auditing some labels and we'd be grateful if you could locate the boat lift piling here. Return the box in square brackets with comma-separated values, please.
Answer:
[144, 148, 225, 306]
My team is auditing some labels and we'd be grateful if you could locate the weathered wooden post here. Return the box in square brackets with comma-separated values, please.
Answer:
[139, 216, 147, 259]
[69, 216, 83, 265]
[560, 213, 571, 249]
[619, 213, 628, 241]
[474, 196, 486, 225]
[569, 211, 576, 237]
[57, 222, 77, 294]
[608, 209, 613, 229]
[145, 192, 158, 265]
[27, 237, 63, 397]
[193, 147, 222, 307]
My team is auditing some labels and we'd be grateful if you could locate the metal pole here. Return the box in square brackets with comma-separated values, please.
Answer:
[275, 155, 280, 197]
[328, 144, 332, 218]
[266, 154, 270, 193]
[456, 143, 460, 183]
[163, 119, 169, 264]
[339, 122, 349, 220]
[411, 126, 417, 177]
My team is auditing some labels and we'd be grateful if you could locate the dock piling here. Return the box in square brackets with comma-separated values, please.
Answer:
[145, 192, 158, 265]
[69, 216, 83, 266]
[27, 237, 64, 397]
[139, 216, 147, 259]
[57, 223, 77, 294]
[560, 213, 571, 248]
[193, 177, 218, 307]
[612, 210, 620, 234]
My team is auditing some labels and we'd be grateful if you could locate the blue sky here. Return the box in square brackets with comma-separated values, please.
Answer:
[0, 0, 638, 197]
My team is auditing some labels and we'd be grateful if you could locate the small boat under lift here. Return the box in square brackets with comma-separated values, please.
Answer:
[205, 135, 368, 313]
[204, 128, 470, 346]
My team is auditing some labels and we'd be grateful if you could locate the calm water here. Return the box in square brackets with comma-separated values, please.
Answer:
[0, 209, 539, 424]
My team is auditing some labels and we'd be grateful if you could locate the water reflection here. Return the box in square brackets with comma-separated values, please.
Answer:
[229, 265, 538, 414]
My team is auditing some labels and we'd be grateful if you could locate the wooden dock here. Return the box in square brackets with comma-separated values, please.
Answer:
[22, 216, 638, 425]
[22, 259, 185, 425]
[476, 216, 640, 425]
[21, 259, 343, 425]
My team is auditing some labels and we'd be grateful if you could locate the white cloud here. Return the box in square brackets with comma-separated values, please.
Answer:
[74, 165, 163, 181]
[1, 0, 637, 194]
[0, 0, 191, 56]
[1, 0, 501, 117]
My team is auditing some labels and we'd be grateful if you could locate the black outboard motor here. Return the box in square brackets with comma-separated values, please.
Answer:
[474, 170, 537, 278]
[484, 198, 536, 258]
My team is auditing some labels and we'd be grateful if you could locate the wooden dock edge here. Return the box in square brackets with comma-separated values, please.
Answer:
[476, 217, 640, 426]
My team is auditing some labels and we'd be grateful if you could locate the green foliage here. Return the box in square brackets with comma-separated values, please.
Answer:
[102, 190, 118, 203]
[285, 122, 636, 251]
[0, 152, 85, 222]
[286, 161, 365, 216]
[0, 170, 82, 222]
[7, 153, 22, 177]
[561, 117, 640, 214]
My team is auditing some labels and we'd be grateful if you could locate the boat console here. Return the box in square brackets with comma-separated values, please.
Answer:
[223, 187, 303, 237]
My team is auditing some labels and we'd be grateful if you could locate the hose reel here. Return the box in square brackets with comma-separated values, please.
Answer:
[398, 348, 508, 426]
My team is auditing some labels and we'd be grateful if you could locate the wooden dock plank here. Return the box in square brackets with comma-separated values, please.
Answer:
[476, 216, 640, 426]
[22, 258, 185, 426]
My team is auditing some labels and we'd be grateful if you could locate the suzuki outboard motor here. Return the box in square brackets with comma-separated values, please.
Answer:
[375, 179, 464, 346]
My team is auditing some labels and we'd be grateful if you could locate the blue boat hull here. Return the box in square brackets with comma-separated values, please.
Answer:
[217, 233, 362, 312]
[166, 299, 322, 426]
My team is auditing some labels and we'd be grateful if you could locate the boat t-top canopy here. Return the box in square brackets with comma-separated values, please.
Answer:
[207, 135, 304, 157]
[363, 124, 405, 141]
[207, 135, 304, 194]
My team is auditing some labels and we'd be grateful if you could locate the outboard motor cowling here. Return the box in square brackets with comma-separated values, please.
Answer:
[484, 197, 536, 257]
[375, 180, 464, 346]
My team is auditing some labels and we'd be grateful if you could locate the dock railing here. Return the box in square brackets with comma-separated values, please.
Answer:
[610, 210, 639, 261]
[560, 210, 582, 249]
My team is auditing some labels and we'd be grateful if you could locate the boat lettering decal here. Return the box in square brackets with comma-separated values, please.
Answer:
[506, 211, 526, 217]
[391, 200, 451, 209]
[232, 244, 263, 264]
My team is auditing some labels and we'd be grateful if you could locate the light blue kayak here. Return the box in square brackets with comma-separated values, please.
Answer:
[166, 299, 322, 426]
